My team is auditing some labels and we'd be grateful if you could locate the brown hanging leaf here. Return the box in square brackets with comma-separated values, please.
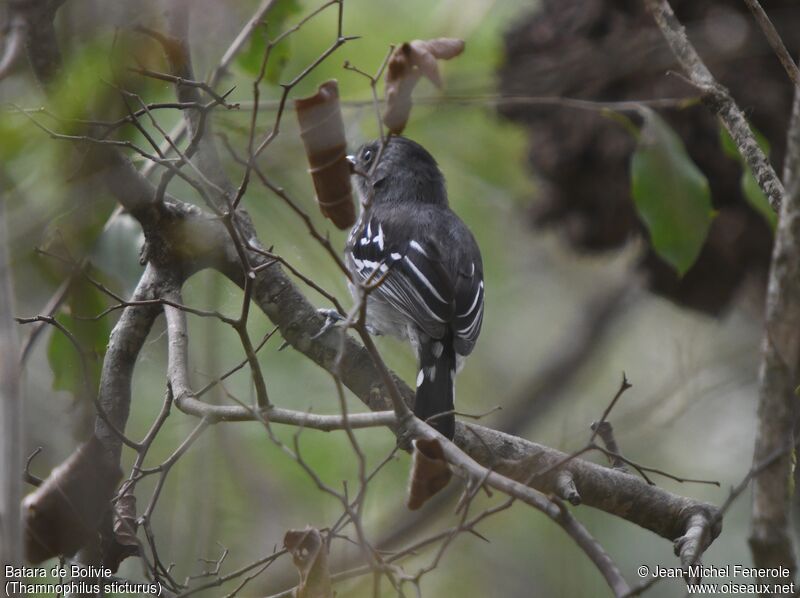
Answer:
[112, 492, 138, 546]
[283, 526, 333, 598]
[417, 38, 465, 60]
[104, 492, 139, 572]
[406, 437, 453, 510]
[295, 80, 356, 230]
[383, 38, 465, 135]
[23, 435, 122, 564]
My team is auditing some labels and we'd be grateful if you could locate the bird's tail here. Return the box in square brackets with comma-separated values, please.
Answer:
[415, 335, 457, 439]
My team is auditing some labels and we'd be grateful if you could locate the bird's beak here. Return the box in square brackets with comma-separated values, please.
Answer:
[346, 154, 356, 173]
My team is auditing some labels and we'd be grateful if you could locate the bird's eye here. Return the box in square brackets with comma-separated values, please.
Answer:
[362, 149, 373, 164]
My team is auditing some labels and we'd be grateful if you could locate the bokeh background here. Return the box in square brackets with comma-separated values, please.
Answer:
[2, 0, 793, 595]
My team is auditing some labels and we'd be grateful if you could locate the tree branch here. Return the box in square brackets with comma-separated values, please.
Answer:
[748, 75, 800, 580]
[93, 264, 170, 463]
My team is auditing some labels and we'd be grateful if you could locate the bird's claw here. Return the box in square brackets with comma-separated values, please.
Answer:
[311, 308, 345, 340]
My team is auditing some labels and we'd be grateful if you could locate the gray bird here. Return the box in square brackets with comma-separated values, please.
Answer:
[345, 136, 484, 439]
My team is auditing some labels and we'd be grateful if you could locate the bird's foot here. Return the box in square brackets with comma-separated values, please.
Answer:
[311, 308, 346, 340]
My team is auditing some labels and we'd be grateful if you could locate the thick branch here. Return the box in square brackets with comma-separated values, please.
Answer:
[466, 424, 719, 545]
[93, 265, 169, 463]
[748, 84, 800, 578]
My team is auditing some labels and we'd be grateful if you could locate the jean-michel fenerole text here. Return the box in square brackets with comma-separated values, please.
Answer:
[649, 564, 792, 579]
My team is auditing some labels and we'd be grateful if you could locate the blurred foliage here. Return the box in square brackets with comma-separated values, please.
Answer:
[50, 39, 115, 126]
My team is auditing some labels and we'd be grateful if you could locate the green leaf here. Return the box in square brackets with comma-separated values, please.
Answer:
[46, 281, 111, 402]
[236, 0, 302, 83]
[630, 108, 714, 276]
[719, 125, 777, 230]
[90, 213, 144, 295]
[742, 171, 777, 229]
[47, 314, 89, 398]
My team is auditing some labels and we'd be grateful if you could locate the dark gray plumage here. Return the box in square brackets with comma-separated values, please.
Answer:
[345, 136, 484, 439]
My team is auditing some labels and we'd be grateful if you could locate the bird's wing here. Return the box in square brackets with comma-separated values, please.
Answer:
[452, 259, 484, 356]
[348, 217, 454, 339]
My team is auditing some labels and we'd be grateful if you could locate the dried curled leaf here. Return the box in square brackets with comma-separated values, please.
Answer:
[104, 492, 139, 572]
[23, 436, 122, 563]
[406, 437, 452, 510]
[295, 80, 355, 230]
[383, 38, 465, 135]
[283, 527, 333, 598]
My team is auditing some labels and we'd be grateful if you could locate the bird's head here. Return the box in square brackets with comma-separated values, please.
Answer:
[348, 136, 447, 207]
